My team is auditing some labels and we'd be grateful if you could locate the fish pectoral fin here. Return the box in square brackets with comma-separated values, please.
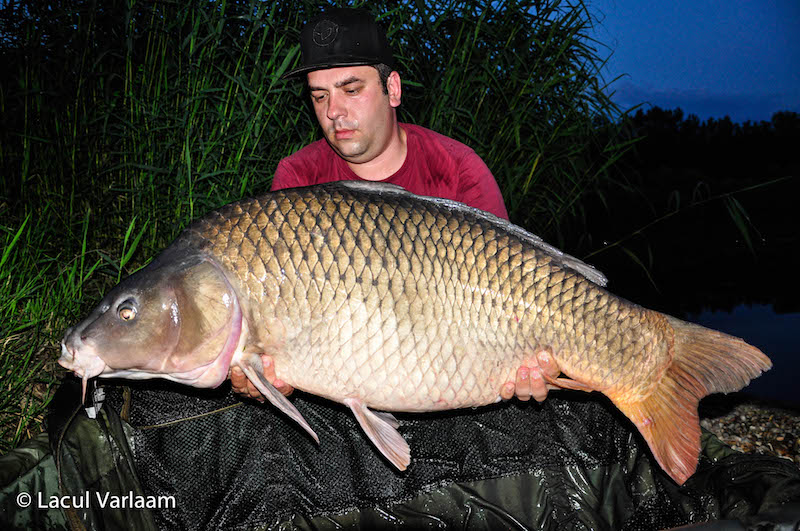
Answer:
[344, 398, 409, 471]
[237, 362, 319, 444]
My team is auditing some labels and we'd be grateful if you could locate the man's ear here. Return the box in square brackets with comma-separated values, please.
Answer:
[388, 71, 402, 108]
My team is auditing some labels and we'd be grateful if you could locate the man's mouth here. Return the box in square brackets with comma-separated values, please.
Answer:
[334, 129, 356, 140]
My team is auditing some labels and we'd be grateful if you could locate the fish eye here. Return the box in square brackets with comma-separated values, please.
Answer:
[118, 301, 137, 321]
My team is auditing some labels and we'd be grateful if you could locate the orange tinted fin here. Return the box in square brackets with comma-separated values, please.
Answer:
[542, 374, 594, 392]
[611, 316, 772, 485]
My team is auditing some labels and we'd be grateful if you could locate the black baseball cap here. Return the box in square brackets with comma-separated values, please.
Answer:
[283, 8, 396, 79]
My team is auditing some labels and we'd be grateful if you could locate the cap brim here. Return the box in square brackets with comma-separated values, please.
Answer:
[282, 58, 391, 80]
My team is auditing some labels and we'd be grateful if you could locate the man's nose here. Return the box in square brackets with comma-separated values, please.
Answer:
[326, 93, 345, 121]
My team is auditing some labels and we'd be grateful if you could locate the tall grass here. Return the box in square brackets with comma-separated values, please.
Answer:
[0, 0, 626, 453]
[389, 1, 631, 241]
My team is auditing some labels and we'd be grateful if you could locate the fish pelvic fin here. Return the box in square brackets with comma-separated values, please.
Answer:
[344, 398, 410, 471]
[237, 360, 319, 444]
[611, 316, 772, 485]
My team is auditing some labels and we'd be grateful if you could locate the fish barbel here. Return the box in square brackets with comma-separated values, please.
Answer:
[59, 182, 771, 484]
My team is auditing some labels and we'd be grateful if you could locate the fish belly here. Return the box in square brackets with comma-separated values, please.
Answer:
[268, 279, 668, 412]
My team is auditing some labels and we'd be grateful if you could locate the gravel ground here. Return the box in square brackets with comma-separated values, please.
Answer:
[700, 394, 800, 468]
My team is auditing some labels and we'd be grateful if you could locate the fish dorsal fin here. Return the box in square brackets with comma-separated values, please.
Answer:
[332, 181, 608, 286]
[336, 181, 406, 194]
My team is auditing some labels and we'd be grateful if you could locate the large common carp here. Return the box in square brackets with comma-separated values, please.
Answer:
[60, 182, 771, 484]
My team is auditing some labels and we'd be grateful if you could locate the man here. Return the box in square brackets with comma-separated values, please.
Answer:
[230, 7, 559, 403]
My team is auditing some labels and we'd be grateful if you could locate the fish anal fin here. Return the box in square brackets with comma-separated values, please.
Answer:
[542, 374, 595, 392]
[237, 361, 319, 444]
[344, 398, 410, 471]
[611, 315, 772, 485]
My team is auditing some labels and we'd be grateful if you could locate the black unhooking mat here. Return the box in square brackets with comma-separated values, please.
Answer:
[38, 377, 800, 530]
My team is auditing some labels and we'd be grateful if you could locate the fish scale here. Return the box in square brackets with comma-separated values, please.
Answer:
[60, 181, 771, 484]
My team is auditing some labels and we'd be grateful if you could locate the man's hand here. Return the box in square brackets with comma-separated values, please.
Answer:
[230, 356, 294, 401]
[500, 348, 560, 403]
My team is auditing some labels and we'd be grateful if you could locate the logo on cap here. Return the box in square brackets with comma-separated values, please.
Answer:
[312, 20, 338, 46]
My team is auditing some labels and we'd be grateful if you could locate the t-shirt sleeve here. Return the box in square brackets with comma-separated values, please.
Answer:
[456, 152, 509, 220]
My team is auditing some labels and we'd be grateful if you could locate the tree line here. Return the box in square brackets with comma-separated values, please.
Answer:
[583, 107, 800, 315]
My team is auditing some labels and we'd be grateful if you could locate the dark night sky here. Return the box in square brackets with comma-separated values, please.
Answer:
[589, 0, 800, 123]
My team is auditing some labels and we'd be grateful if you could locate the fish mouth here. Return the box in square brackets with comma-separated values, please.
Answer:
[59, 338, 109, 402]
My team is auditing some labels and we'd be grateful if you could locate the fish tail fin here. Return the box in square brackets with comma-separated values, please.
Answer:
[611, 316, 772, 485]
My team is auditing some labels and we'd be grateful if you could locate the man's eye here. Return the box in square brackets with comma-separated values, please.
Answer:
[312, 94, 326, 102]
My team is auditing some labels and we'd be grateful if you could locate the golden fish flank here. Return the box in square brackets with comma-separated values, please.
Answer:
[60, 181, 771, 485]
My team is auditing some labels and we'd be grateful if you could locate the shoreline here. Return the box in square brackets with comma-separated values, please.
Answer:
[699, 393, 799, 468]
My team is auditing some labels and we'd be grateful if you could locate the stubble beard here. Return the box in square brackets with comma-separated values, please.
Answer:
[326, 119, 371, 161]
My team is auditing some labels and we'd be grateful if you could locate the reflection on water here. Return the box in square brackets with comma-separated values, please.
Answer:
[687, 304, 800, 405]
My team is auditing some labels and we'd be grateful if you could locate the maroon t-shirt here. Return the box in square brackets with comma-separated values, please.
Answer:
[271, 123, 509, 220]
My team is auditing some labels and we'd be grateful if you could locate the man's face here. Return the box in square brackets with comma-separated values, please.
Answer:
[307, 65, 400, 164]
